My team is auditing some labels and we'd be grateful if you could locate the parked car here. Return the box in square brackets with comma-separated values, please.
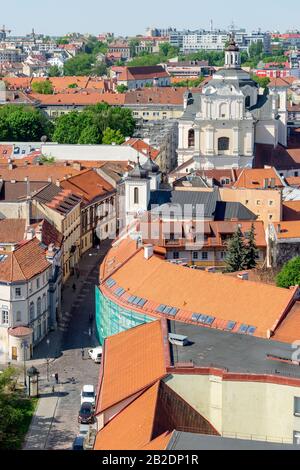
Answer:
[80, 385, 96, 406]
[72, 435, 85, 450]
[88, 346, 102, 363]
[78, 402, 94, 424]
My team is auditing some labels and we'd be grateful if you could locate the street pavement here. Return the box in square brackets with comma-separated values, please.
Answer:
[23, 241, 111, 450]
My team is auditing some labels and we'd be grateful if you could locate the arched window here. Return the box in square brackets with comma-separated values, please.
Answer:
[218, 137, 230, 153]
[188, 129, 195, 147]
[29, 302, 35, 322]
[134, 187, 139, 205]
[37, 297, 41, 317]
[245, 96, 251, 108]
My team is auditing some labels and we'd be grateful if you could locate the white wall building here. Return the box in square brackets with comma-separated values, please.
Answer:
[177, 37, 287, 169]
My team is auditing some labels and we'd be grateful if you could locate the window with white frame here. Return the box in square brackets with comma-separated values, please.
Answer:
[202, 252, 208, 260]
[193, 252, 198, 260]
[2, 309, 8, 324]
[37, 297, 41, 317]
[36, 277, 40, 289]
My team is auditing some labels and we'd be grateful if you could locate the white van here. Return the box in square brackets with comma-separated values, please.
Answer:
[80, 385, 96, 406]
[88, 346, 103, 363]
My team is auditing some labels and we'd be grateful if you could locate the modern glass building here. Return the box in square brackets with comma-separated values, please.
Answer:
[95, 286, 154, 345]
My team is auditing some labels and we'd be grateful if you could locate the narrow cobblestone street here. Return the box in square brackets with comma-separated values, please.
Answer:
[23, 241, 111, 450]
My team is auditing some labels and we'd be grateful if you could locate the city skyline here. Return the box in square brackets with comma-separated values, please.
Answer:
[2, 0, 300, 37]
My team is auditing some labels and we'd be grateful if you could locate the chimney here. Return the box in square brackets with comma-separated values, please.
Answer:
[48, 177, 52, 182]
[144, 244, 153, 260]
[8, 163, 14, 171]
[237, 272, 249, 281]
[46, 243, 55, 261]
[72, 162, 82, 171]
[25, 226, 34, 240]
[277, 223, 281, 234]
[55, 179, 60, 187]
[35, 224, 43, 242]
[264, 178, 269, 189]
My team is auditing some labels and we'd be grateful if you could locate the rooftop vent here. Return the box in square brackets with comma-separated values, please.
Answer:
[168, 333, 189, 347]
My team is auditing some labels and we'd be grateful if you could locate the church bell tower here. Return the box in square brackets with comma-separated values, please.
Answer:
[224, 34, 241, 69]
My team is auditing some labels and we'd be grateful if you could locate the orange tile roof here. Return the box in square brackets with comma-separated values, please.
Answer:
[275, 220, 300, 239]
[0, 219, 26, 244]
[96, 321, 166, 413]
[282, 201, 300, 221]
[60, 169, 114, 203]
[103, 246, 296, 338]
[272, 302, 300, 343]
[269, 77, 291, 88]
[233, 168, 284, 189]
[142, 432, 172, 450]
[100, 237, 139, 280]
[95, 382, 162, 450]
[0, 238, 50, 282]
[30, 91, 125, 106]
[124, 87, 199, 105]
[0, 145, 13, 159]
[122, 138, 160, 160]
[285, 176, 300, 187]
[0, 164, 81, 182]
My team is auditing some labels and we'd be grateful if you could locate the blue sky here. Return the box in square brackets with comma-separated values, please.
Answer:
[3, 0, 300, 36]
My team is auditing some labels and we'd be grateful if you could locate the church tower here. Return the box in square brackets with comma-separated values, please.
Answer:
[124, 157, 151, 226]
[224, 34, 241, 69]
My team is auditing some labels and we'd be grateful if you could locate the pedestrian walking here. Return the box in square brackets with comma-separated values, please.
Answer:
[81, 348, 84, 359]
[54, 373, 59, 384]
[72, 283, 76, 292]
[88, 327, 92, 337]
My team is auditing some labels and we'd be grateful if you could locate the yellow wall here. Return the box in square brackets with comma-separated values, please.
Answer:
[166, 373, 300, 444]
[220, 188, 282, 228]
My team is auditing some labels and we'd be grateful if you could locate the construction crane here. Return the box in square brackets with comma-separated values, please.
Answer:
[0, 25, 11, 40]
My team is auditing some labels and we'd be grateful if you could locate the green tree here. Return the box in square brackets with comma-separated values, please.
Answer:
[102, 127, 125, 145]
[53, 103, 135, 144]
[251, 75, 271, 89]
[243, 224, 259, 269]
[48, 65, 62, 77]
[52, 111, 86, 144]
[276, 257, 300, 288]
[129, 38, 140, 58]
[31, 80, 54, 95]
[0, 367, 37, 450]
[0, 105, 53, 141]
[57, 37, 69, 45]
[116, 84, 128, 93]
[224, 226, 247, 273]
[78, 125, 101, 144]
[64, 53, 94, 76]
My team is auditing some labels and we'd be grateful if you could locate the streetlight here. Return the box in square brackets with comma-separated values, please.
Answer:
[21, 340, 29, 388]
[46, 338, 50, 382]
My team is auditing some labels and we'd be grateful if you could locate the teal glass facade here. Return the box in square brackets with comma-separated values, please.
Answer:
[95, 286, 154, 345]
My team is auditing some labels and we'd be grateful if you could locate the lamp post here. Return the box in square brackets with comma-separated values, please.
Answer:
[21, 340, 28, 388]
[46, 338, 50, 382]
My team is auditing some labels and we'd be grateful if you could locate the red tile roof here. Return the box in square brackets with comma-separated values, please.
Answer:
[0, 219, 26, 244]
[60, 169, 115, 204]
[96, 321, 166, 413]
[100, 242, 297, 339]
[8, 326, 33, 337]
[0, 238, 50, 282]
[122, 138, 160, 160]
[233, 168, 284, 189]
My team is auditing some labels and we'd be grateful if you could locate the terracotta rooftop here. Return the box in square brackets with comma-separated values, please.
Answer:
[123, 87, 200, 105]
[100, 239, 298, 339]
[122, 138, 160, 160]
[0, 219, 26, 244]
[275, 220, 300, 239]
[8, 326, 33, 338]
[95, 382, 163, 450]
[282, 201, 300, 221]
[269, 77, 291, 88]
[0, 238, 50, 282]
[96, 321, 166, 413]
[233, 168, 284, 189]
[60, 169, 115, 204]
[113, 65, 169, 82]
[30, 91, 125, 107]
[0, 164, 81, 182]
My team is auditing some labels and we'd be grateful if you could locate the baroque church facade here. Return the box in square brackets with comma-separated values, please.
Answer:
[177, 36, 288, 169]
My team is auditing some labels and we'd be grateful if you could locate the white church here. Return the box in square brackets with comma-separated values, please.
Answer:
[177, 35, 288, 169]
